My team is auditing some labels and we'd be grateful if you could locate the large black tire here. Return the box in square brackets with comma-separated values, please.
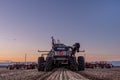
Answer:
[9, 66, 14, 70]
[78, 56, 85, 71]
[69, 57, 78, 71]
[44, 57, 53, 72]
[38, 57, 44, 71]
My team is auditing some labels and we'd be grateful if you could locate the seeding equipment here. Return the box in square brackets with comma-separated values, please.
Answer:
[38, 37, 85, 71]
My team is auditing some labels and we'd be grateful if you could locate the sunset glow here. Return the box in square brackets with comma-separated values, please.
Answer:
[0, 0, 120, 62]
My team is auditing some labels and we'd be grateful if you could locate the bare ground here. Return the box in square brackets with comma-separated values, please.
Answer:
[0, 67, 120, 80]
[0, 68, 88, 80]
[78, 67, 120, 80]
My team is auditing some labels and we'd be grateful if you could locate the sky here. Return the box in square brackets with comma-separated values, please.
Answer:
[0, 0, 120, 62]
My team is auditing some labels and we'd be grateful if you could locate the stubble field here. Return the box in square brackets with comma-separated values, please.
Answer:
[0, 67, 120, 80]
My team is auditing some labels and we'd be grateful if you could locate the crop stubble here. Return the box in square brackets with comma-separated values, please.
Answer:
[0, 67, 120, 80]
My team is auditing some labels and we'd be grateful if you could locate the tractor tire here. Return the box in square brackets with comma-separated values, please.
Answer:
[9, 66, 14, 70]
[69, 57, 78, 71]
[38, 57, 44, 71]
[44, 57, 53, 72]
[78, 56, 85, 71]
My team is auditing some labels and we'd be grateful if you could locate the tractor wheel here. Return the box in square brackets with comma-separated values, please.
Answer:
[44, 57, 53, 72]
[9, 66, 14, 70]
[38, 57, 44, 71]
[69, 57, 78, 71]
[78, 56, 85, 71]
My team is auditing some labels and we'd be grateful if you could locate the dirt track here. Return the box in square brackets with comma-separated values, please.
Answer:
[0, 67, 120, 80]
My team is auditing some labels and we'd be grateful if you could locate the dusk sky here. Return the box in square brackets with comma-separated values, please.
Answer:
[0, 0, 120, 62]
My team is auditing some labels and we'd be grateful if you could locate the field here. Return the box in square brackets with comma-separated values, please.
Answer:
[0, 67, 120, 80]
[79, 67, 120, 80]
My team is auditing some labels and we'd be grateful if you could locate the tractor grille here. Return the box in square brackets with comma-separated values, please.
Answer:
[54, 51, 67, 56]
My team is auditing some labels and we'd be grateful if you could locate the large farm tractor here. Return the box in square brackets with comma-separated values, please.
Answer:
[38, 37, 85, 71]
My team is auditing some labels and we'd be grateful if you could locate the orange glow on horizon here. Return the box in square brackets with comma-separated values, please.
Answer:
[0, 53, 120, 62]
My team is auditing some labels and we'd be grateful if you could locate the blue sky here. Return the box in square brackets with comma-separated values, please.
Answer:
[0, 0, 120, 61]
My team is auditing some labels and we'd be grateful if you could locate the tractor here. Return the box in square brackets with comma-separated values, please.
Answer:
[38, 37, 85, 71]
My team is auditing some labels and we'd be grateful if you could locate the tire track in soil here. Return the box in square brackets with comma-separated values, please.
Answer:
[63, 69, 69, 80]
[67, 70, 89, 80]
[45, 68, 69, 80]
[46, 69, 61, 80]
[41, 68, 89, 80]
[36, 69, 57, 80]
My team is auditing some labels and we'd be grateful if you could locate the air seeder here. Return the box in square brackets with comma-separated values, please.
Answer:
[38, 37, 85, 71]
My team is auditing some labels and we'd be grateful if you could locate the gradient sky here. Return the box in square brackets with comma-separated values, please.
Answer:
[0, 0, 120, 62]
